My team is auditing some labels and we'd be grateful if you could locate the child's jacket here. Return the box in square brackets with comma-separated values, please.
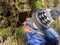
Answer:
[25, 21, 59, 45]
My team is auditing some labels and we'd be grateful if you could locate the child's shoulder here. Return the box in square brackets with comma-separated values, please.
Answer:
[46, 28, 59, 38]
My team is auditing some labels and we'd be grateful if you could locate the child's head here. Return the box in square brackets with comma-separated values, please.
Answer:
[32, 8, 60, 29]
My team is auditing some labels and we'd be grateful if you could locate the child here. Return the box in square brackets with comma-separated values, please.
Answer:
[23, 8, 60, 45]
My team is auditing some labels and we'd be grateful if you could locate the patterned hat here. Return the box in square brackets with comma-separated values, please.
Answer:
[32, 8, 60, 29]
[50, 8, 60, 20]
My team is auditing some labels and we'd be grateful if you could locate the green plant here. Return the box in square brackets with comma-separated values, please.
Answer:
[16, 26, 25, 38]
[29, 0, 44, 11]
[14, 26, 26, 45]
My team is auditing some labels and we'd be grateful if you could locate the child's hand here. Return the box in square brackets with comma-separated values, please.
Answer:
[23, 21, 32, 33]
[22, 21, 27, 27]
[24, 26, 32, 33]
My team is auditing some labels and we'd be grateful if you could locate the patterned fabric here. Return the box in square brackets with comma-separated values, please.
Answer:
[36, 9, 54, 28]
[50, 8, 60, 20]
[32, 8, 60, 29]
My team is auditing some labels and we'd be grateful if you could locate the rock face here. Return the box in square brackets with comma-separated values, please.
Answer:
[0, 37, 3, 45]
[2, 37, 12, 45]
[0, 33, 3, 45]
[0, 0, 31, 28]
[0, 0, 31, 45]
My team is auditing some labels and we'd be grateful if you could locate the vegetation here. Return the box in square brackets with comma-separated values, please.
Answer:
[0, 0, 60, 45]
[28, 0, 44, 11]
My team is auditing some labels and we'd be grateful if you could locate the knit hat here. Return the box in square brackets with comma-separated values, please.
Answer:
[50, 8, 60, 20]
[32, 8, 60, 29]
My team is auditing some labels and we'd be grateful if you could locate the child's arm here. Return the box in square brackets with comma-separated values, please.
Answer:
[23, 21, 46, 45]
[26, 32, 46, 45]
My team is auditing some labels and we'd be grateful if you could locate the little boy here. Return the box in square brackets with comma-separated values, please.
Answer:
[23, 8, 60, 45]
